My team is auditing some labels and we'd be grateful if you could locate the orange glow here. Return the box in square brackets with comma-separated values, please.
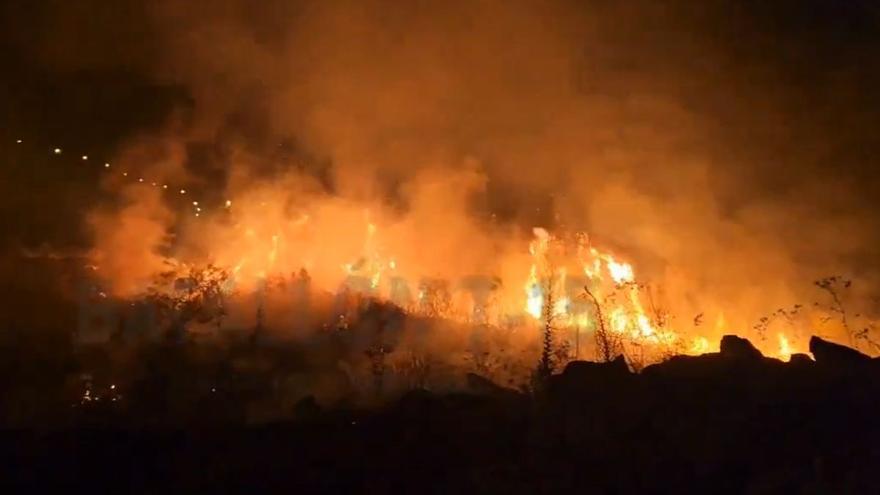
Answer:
[778, 333, 792, 361]
[84, 169, 871, 365]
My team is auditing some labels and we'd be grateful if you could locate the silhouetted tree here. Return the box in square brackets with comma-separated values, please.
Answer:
[584, 285, 623, 362]
[537, 276, 558, 379]
[145, 262, 230, 341]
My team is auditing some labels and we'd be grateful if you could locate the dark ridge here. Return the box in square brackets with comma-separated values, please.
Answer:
[1, 334, 879, 492]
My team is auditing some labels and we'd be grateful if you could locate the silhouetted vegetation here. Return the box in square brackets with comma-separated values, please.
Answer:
[3, 329, 880, 493]
[583, 284, 623, 363]
[5, 270, 880, 492]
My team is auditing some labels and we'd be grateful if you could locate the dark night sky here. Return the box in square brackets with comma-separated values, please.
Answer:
[1, 0, 880, 332]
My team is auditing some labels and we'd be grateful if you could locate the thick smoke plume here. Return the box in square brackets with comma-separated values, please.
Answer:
[9, 0, 880, 355]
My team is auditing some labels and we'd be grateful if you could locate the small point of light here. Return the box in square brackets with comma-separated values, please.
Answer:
[195, 213, 200, 217]
[16, 139, 22, 144]
[81, 155, 88, 161]
[180, 189, 186, 194]
[192, 201, 198, 206]
[110, 384, 116, 390]
[53, 148, 62, 154]
[196, 207, 201, 212]
[104, 163, 110, 168]
[162, 184, 168, 189]
[211, 387, 216, 392]
[123, 172, 128, 177]
[151, 182, 156, 186]
[138, 178, 144, 182]
[225, 200, 232, 208]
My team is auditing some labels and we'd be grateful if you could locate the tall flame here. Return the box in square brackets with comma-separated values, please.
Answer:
[778, 333, 792, 361]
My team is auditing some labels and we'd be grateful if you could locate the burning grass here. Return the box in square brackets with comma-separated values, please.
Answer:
[74, 219, 880, 405]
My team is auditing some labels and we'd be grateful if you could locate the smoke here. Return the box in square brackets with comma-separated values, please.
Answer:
[87, 185, 173, 296]
[10, 0, 880, 347]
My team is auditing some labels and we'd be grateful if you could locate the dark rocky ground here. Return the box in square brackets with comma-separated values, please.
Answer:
[1, 335, 879, 494]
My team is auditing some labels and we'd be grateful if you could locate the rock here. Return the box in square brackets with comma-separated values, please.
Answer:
[789, 353, 814, 366]
[641, 352, 754, 388]
[809, 336, 870, 367]
[643, 344, 786, 391]
[547, 356, 631, 397]
[465, 373, 523, 401]
[560, 355, 630, 380]
[719, 335, 763, 360]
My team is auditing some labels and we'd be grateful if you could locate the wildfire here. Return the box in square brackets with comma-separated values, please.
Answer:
[606, 258, 634, 285]
[24, 113, 874, 370]
[341, 221, 391, 292]
[268, 234, 280, 267]
[511, 226, 682, 356]
[61, 128, 693, 361]
[552, 268, 571, 317]
[79, 148, 814, 367]
[524, 264, 543, 319]
[523, 227, 551, 319]
[690, 336, 711, 354]
[778, 333, 792, 361]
